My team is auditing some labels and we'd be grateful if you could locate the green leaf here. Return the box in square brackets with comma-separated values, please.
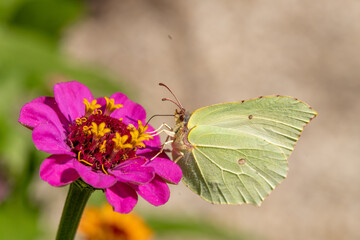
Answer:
[176, 96, 317, 205]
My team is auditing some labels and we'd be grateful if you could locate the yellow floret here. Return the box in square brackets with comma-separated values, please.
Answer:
[91, 122, 111, 140]
[83, 98, 101, 115]
[76, 117, 88, 126]
[112, 133, 133, 151]
[82, 126, 92, 135]
[127, 121, 153, 149]
[99, 140, 107, 153]
[104, 96, 123, 115]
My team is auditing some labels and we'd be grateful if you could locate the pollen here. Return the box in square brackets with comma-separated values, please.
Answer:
[78, 151, 92, 166]
[137, 120, 153, 141]
[99, 140, 107, 153]
[83, 99, 101, 115]
[101, 164, 108, 175]
[76, 117, 87, 126]
[129, 129, 145, 148]
[128, 121, 153, 148]
[94, 109, 103, 115]
[104, 96, 123, 115]
[91, 122, 111, 140]
[68, 100, 149, 173]
[82, 125, 92, 135]
[112, 133, 133, 151]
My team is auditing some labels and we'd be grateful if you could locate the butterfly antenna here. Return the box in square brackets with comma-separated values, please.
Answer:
[159, 83, 185, 114]
[161, 98, 184, 111]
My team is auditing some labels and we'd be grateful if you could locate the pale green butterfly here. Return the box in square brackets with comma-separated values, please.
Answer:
[159, 83, 317, 206]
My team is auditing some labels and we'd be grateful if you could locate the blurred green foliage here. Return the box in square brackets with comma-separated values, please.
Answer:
[0, 1, 257, 239]
[0, 0, 83, 42]
[0, 0, 125, 239]
[0, 0, 127, 174]
[146, 215, 259, 240]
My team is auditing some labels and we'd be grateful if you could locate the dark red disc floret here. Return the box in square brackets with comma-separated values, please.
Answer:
[67, 114, 136, 172]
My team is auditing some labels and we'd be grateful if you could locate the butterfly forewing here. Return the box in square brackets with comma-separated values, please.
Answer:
[178, 96, 317, 205]
[187, 96, 317, 158]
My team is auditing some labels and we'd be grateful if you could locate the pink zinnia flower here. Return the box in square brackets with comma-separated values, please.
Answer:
[19, 81, 182, 213]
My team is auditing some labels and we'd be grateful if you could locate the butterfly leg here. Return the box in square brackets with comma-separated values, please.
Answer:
[147, 122, 173, 133]
[150, 135, 173, 160]
[173, 152, 184, 163]
[148, 123, 174, 137]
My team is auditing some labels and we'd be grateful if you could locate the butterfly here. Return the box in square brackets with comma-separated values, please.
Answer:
[159, 83, 317, 206]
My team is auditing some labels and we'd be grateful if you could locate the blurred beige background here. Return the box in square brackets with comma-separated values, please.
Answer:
[57, 0, 359, 239]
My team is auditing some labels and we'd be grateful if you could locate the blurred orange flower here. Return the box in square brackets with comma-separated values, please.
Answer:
[78, 204, 153, 240]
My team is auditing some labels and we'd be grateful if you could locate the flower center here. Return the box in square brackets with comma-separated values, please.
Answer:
[67, 97, 153, 174]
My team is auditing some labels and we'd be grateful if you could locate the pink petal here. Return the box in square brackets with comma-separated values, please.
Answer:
[133, 176, 170, 206]
[147, 155, 182, 184]
[40, 155, 79, 186]
[19, 97, 68, 130]
[105, 182, 138, 214]
[95, 97, 107, 114]
[115, 157, 147, 167]
[32, 123, 73, 155]
[109, 158, 155, 184]
[32, 96, 69, 126]
[73, 159, 117, 189]
[54, 81, 94, 123]
[109, 92, 146, 125]
[136, 146, 161, 155]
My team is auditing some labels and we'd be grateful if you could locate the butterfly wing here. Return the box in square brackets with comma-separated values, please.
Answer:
[178, 96, 317, 205]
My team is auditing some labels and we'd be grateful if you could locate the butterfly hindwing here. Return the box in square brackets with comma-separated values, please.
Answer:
[177, 96, 317, 205]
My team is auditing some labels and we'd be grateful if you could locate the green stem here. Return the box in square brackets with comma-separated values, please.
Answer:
[55, 180, 94, 240]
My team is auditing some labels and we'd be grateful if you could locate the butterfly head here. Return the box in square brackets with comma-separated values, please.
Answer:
[174, 108, 190, 126]
[159, 82, 190, 137]
[159, 82, 187, 121]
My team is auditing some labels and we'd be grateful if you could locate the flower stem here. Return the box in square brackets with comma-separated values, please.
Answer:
[55, 180, 95, 240]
